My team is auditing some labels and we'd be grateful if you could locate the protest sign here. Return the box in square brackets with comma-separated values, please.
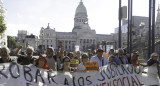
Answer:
[70, 59, 79, 68]
[0, 63, 159, 86]
[84, 62, 98, 71]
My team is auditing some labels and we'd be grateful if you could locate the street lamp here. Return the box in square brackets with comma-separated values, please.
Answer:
[41, 27, 44, 54]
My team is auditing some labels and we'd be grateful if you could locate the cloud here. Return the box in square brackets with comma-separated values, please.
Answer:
[28, 15, 35, 20]
[17, 13, 23, 19]
[6, 24, 39, 36]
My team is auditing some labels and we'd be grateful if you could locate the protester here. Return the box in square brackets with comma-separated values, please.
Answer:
[147, 53, 160, 78]
[63, 50, 68, 56]
[46, 47, 57, 71]
[108, 55, 117, 65]
[76, 51, 81, 62]
[87, 49, 93, 60]
[123, 49, 131, 63]
[58, 56, 71, 72]
[67, 52, 74, 59]
[114, 48, 128, 65]
[15, 46, 35, 65]
[56, 41, 65, 70]
[77, 53, 89, 72]
[108, 49, 115, 57]
[131, 51, 140, 66]
[35, 54, 49, 70]
[90, 48, 109, 67]
[0, 47, 15, 63]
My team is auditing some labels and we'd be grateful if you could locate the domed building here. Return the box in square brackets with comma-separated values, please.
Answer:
[39, 0, 113, 52]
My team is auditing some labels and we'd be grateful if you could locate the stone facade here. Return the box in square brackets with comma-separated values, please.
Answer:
[16, 30, 38, 52]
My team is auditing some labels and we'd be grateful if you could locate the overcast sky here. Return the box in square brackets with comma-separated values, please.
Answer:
[3, 0, 160, 36]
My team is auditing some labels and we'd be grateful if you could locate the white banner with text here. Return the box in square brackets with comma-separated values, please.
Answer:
[0, 63, 159, 86]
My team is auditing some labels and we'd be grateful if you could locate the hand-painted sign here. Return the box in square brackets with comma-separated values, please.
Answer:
[0, 63, 159, 86]
[85, 62, 98, 71]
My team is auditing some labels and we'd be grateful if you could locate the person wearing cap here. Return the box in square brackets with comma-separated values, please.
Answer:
[114, 48, 128, 65]
[147, 53, 160, 78]
[147, 53, 160, 82]
[15, 46, 36, 65]
[131, 52, 140, 66]
[147, 53, 159, 66]
[77, 53, 90, 72]
[90, 48, 109, 67]
[35, 54, 49, 70]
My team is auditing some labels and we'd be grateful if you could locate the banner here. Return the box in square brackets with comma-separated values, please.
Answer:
[0, 63, 159, 86]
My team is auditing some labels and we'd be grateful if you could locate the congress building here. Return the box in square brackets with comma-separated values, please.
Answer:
[39, 0, 114, 52]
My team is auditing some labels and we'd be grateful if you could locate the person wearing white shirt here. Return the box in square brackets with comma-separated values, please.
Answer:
[77, 53, 89, 72]
[90, 48, 109, 67]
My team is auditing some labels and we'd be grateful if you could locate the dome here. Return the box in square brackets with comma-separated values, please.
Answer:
[75, 1, 87, 16]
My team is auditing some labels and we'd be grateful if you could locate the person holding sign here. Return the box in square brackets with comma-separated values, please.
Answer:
[35, 54, 49, 70]
[58, 56, 71, 72]
[0, 47, 16, 63]
[77, 53, 89, 72]
[90, 48, 109, 67]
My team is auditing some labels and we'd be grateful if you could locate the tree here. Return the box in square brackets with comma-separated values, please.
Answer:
[0, 8, 6, 35]
[7, 36, 17, 49]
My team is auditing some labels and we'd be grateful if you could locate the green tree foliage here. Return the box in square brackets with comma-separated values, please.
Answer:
[7, 36, 17, 49]
[0, 8, 6, 35]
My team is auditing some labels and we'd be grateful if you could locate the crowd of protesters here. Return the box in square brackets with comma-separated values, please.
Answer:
[0, 41, 159, 78]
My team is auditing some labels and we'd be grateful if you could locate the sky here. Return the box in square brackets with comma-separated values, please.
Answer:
[3, 0, 160, 36]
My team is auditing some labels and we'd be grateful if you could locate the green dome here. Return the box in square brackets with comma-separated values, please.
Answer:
[75, 1, 87, 16]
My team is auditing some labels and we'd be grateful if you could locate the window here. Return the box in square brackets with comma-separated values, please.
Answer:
[47, 34, 49, 37]
[87, 39, 89, 43]
[83, 46, 85, 50]
[72, 46, 74, 49]
[69, 46, 71, 49]
[65, 41, 68, 44]
[47, 45, 49, 48]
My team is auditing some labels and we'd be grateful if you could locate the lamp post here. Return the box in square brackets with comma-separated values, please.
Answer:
[151, 0, 155, 53]
[148, 0, 156, 58]
[128, 0, 133, 59]
[41, 27, 44, 54]
[119, 0, 122, 48]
